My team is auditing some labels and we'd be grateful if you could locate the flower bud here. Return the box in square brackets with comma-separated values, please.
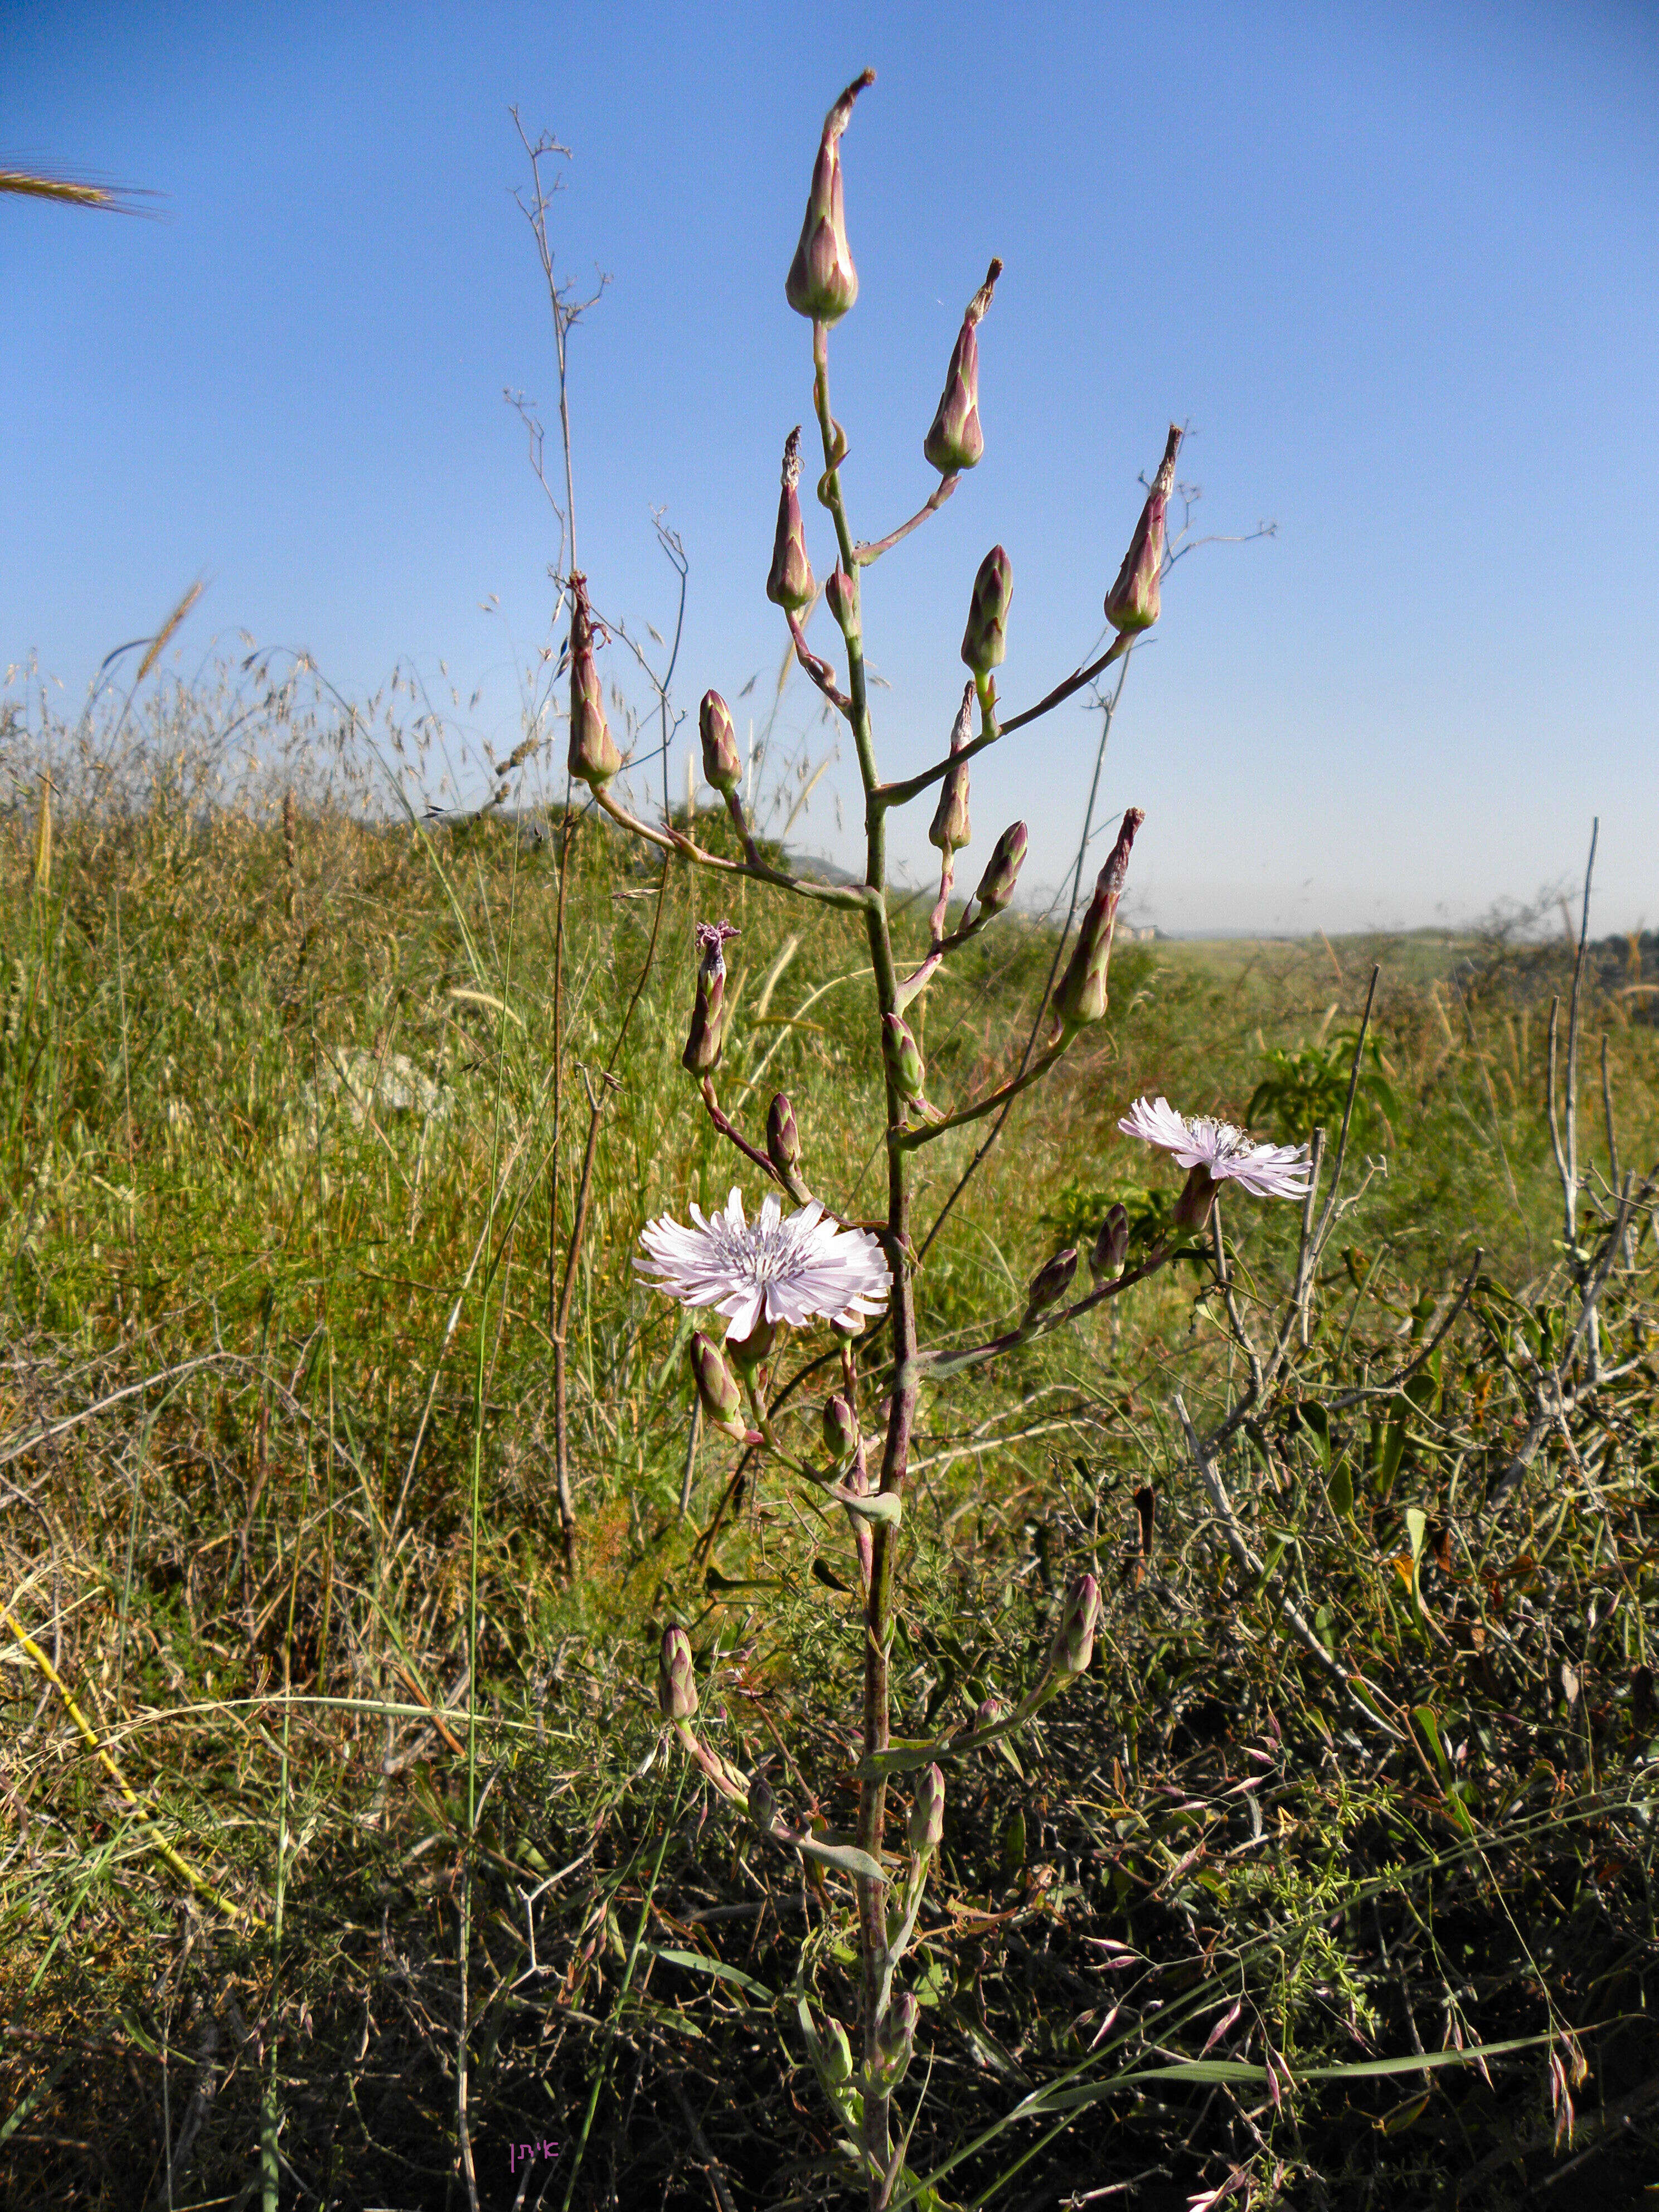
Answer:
[1052, 808, 1143, 1034]
[928, 682, 974, 854]
[767, 1091, 801, 1177]
[908, 1763, 945, 1854]
[821, 2016, 855, 2087]
[767, 429, 816, 613]
[689, 1331, 745, 1441]
[682, 919, 739, 1077]
[658, 1625, 698, 1722]
[1023, 1246, 1078, 1324]
[747, 1771, 777, 1831]
[972, 1692, 1006, 1736]
[924, 258, 1001, 475]
[825, 565, 857, 637]
[785, 70, 873, 324]
[881, 1012, 926, 1105]
[822, 1393, 858, 1461]
[699, 690, 742, 795]
[1104, 424, 1181, 635]
[875, 1994, 919, 2087]
[1051, 1572, 1102, 1677]
[725, 1313, 778, 1376]
[1089, 1202, 1130, 1287]
[961, 545, 1013, 676]
[973, 821, 1027, 915]
[567, 573, 622, 788]
[1173, 1162, 1219, 1235]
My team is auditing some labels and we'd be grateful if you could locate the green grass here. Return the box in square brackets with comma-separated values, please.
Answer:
[3, 671, 1658, 2209]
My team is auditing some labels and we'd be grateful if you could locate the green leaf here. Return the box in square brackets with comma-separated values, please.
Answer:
[644, 1946, 777, 2002]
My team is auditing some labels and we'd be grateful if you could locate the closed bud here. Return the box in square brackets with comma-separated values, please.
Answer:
[1051, 1571, 1102, 1677]
[822, 1393, 858, 1461]
[767, 429, 816, 612]
[924, 259, 1001, 476]
[928, 682, 974, 853]
[1173, 1162, 1219, 1235]
[974, 820, 1027, 914]
[973, 1691, 1007, 1736]
[657, 1625, 698, 1722]
[1023, 1246, 1078, 1324]
[567, 573, 622, 788]
[825, 564, 857, 637]
[689, 1331, 745, 1440]
[1089, 1203, 1130, 1287]
[1053, 808, 1143, 1034]
[682, 919, 739, 1077]
[1105, 424, 1181, 634]
[822, 2016, 855, 2087]
[875, 1995, 919, 2087]
[908, 1763, 945, 1854]
[767, 1092, 801, 1177]
[785, 70, 873, 324]
[961, 545, 1013, 676]
[881, 1012, 926, 1105]
[747, 1771, 777, 1831]
[699, 690, 742, 795]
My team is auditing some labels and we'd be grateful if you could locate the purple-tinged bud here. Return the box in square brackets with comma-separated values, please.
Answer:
[961, 545, 1013, 677]
[689, 1332, 745, 1441]
[825, 564, 858, 638]
[658, 1625, 698, 1722]
[1173, 1163, 1219, 1235]
[875, 1994, 919, 2086]
[682, 919, 740, 1076]
[1089, 1202, 1130, 1288]
[567, 573, 622, 788]
[785, 70, 874, 324]
[747, 1770, 777, 1831]
[1052, 808, 1143, 1035]
[928, 682, 974, 854]
[699, 690, 742, 795]
[1051, 1572, 1102, 1678]
[882, 1012, 926, 1105]
[974, 821, 1027, 915]
[821, 2017, 855, 2087]
[822, 1393, 858, 1461]
[908, 1763, 945, 1854]
[1104, 424, 1181, 635]
[972, 1692, 1007, 1736]
[725, 1314, 778, 1377]
[767, 428, 816, 613]
[767, 1092, 802, 1180]
[1023, 1246, 1078, 1325]
[924, 258, 1001, 476]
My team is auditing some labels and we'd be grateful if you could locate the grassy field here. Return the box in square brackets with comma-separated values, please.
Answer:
[2, 672, 1658, 2210]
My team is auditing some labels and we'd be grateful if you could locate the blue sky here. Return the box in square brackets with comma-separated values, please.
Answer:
[6, 0, 1656, 934]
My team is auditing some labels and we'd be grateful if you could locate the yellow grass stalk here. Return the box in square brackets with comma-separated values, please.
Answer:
[0, 167, 145, 213]
[0, 1592, 264, 1928]
[135, 578, 205, 683]
[31, 772, 51, 893]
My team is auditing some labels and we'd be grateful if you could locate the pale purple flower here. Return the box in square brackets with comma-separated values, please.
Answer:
[636, 1186, 891, 1342]
[1117, 1096, 1311, 1200]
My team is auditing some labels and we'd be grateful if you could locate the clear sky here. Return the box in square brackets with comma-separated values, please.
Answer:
[6, 0, 1656, 936]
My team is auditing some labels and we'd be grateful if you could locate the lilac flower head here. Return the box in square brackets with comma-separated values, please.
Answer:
[1118, 1096, 1311, 1200]
[637, 1187, 891, 1343]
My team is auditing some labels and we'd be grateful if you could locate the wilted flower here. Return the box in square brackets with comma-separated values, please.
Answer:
[1050, 1572, 1102, 1677]
[1104, 424, 1182, 634]
[1117, 1097, 1312, 1215]
[961, 545, 1013, 676]
[1053, 808, 1142, 1035]
[637, 1187, 891, 1341]
[1089, 1203, 1129, 1287]
[923, 258, 1002, 475]
[688, 1331, 746, 1441]
[567, 573, 622, 788]
[700, 690, 742, 795]
[658, 1625, 698, 1721]
[682, 920, 739, 1077]
[928, 682, 974, 854]
[767, 428, 816, 612]
[908, 1764, 945, 1854]
[974, 821, 1027, 915]
[785, 69, 874, 324]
